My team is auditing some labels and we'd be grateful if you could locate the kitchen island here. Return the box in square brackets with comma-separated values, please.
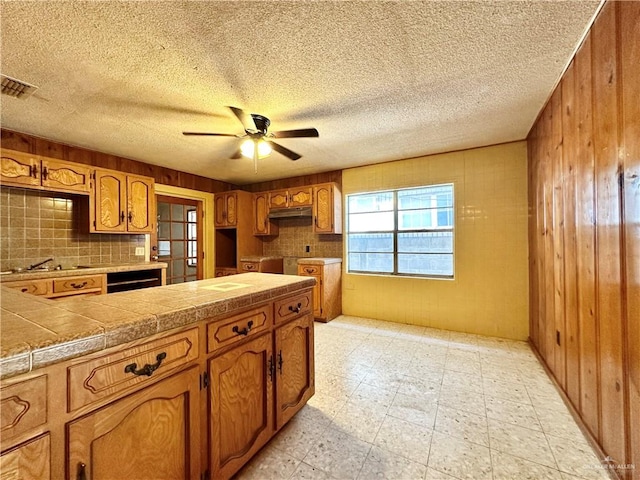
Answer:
[0, 273, 316, 480]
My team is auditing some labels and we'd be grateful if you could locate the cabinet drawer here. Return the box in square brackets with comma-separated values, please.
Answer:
[3, 279, 50, 296]
[274, 291, 312, 325]
[207, 305, 272, 353]
[67, 328, 199, 411]
[298, 265, 320, 276]
[240, 262, 259, 272]
[52, 275, 103, 294]
[0, 375, 47, 443]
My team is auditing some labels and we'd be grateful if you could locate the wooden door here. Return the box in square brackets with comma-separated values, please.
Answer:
[40, 158, 91, 194]
[214, 193, 227, 227]
[0, 434, 50, 480]
[253, 192, 275, 236]
[127, 175, 155, 233]
[93, 169, 127, 232]
[274, 314, 315, 429]
[269, 190, 289, 209]
[67, 368, 200, 480]
[224, 192, 237, 226]
[0, 150, 40, 188]
[288, 187, 313, 207]
[313, 184, 334, 233]
[209, 333, 274, 480]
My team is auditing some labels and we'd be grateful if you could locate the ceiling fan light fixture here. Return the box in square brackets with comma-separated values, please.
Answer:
[240, 139, 272, 159]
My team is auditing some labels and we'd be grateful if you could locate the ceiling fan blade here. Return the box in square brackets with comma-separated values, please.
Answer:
[271, 128, 319, 138]
[183, 132, 238, 137]
[268, 141, 302, 161]
[228, 106, 257, 131]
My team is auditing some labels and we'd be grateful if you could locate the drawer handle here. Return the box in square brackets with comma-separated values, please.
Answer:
[70, 281, 88, 289]
[21, 287, 28, 292]
[304, 268, 314, 274]
[278, 350, 283, 374]
[246, 264, 256, 270]
[232, 320, 254, 336]
[288, 302, 302, 314]
[124, 352, 167, 377]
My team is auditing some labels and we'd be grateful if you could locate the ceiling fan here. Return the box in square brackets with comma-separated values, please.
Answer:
[182, 106, 319, 166]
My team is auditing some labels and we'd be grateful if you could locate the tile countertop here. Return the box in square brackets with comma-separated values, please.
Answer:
[0, 273, 315, 380]
[239, 256, 284, 262]
[0, 262, 168, 283]
[297, 257, 342, 265]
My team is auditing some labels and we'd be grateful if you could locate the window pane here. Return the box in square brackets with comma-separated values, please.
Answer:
[172, 259, 184, 276]
[348, 233, 393, 252]
[158, 223, 170, 240]
[348, 211, 394, 232]
[398, 207, 453, 229]
[398, 253, 453, 276]
[348, 192, 393, 213]
[348, 253, 393, 273]
[398, 232, 453, 253]
[171, 204, 184, 221]
[172, 240, 184, 257]
[171, 222, 185, 240]
[158, 240, 170, 257]
[158, 202, 170, 221]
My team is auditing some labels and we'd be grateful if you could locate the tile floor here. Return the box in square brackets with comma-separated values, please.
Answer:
[235, 315, 611, 480]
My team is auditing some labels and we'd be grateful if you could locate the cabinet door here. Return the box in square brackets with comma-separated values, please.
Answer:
[214, 194, 226, 227]
[313, 184, 336, 233]
[274, 314, 315, 429]
[93, 169, 127, 232]
[289, 187, 313, 207]
[225, 192, 237, 226]
[253, 192, 277, 236]
[0, 434, 50, 480]
[40, 158, 91, 194]
[269, 190, 289, 209]
[127, 174, 155, 233]
[0, 150, 40, 188]
[209, 333, 274, 480]
[298, 265, 323, 318]
[67, 367, 200, 480]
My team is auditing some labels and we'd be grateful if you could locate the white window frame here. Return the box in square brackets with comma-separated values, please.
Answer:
[346, 183, 455, 279]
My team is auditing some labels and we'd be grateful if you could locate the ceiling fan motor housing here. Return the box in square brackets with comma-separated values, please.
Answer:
[250, 114, 270, 134]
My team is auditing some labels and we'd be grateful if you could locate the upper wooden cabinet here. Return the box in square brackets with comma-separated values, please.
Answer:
[91, 169, 155, 233]
[214, 191, 238, 227]
[268, 187, 312, 209]
[1, 149, 91, 195]
[253, 192, 278, 236]
[313, 183, 342, 234]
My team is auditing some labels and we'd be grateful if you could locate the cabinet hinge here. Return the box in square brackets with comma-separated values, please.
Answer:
[200, 469, 210, 480]
[556, 330, 561, 346]
[200, 371, 209, 390]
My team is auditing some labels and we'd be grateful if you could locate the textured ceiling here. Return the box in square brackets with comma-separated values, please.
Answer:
[1, 1, 601, 185]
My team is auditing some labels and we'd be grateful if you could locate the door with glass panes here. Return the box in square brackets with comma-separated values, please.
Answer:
[156, 195, 203, 284]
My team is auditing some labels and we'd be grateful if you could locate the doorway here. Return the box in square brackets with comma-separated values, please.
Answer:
[155, 195, 203, 284]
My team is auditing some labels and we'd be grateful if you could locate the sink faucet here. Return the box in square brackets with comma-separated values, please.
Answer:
[27, 257, 54, 271]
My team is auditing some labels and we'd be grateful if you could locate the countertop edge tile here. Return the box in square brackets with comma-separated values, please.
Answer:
[31, 334, 106, 370]
[0, 352, 31, 380]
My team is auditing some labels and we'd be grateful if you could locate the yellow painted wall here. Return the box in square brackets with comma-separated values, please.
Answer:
[341, 142, 529, 340]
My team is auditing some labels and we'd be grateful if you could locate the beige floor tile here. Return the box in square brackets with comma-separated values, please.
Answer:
[546, 434, 612, 480]
[424, 466, 459, 479]
[330, 401, 387, 443]
[438, 385, 487, 417]
[304, 425, 372, 480]
[487, 418, 557, 469]
[315, 372, 361, 400]
[427, 431, 492, 480]
[434, 405, 489, 447]
[535, 406, 591, 442]
[388, 391, 438, 428]
[306, 391, 347, 419]
[289, 462, 333, 480]
[349, 382, 397, 412]
[484, 395, 542, 430]
[397, 374, 441, 398]
[491, 450, 565, 480]
[357, 446, 427, 480]
[441, 371, 484, 393]
[482, 377, 532, 404]
[373, 415, 433, 465]
[234, 443, 300, 480]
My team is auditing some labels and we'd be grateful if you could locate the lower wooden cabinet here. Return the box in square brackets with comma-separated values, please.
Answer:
[215, 267, 237, 277]
[67, 367, 201, 480]
[297, 259, 342, 322]
[0, 434, 50, 480]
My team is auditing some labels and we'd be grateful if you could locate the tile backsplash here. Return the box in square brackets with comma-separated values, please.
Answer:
[261, 217, 343, 259]
[0, 187, 145, 272]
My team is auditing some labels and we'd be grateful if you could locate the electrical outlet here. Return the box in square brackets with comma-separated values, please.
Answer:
[305, 245, 310, 253]
[135, 247, 145, 256]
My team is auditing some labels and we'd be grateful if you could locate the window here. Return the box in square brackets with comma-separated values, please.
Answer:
[346, 184, 454, 278]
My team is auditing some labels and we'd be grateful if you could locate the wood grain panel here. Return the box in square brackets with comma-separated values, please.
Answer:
[243, 170, 342, 193]
[591, 3, 626, 465]
[0, 375, 47, 445]
[0, 434, 50, 480]
[561, 61, 581, 407]
[619, 1, 640, 473]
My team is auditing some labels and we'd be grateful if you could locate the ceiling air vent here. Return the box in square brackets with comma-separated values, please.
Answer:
[1, 74, 38, 99]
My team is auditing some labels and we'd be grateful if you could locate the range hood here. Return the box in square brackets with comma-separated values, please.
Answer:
[268, 206, 313, 219]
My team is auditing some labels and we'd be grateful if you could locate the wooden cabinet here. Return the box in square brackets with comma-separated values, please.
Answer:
[4, 274, 106, 299]
[313, 183, 342, 234]
[91, 169, 155, 233]
[67, 367, 201, 480]
[298, 259, 342, 322]
[239, 257, 283, 274]
[214, 267, 237, 277]
[252, 192, 278, 236]
[268, 187, 312, 210]
[209, 334, 274, 480]
[1, 149, 91, 195]
[214, 191, 238, 227]
[0, 434, 50, 480]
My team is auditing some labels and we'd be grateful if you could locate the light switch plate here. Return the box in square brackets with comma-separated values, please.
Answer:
[135, 247, 145, 256]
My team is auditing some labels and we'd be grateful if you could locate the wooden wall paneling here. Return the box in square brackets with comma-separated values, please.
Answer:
[527, 121, 540, 346]
[574, 34, 601, 439]
[243, 170, 342, 193]
[619, 1, 640, 473]
[561, 61, 581, 407]
[535, 107, 549, 362]
[551, 88, 567, 388]
[591, 3, 627, 465]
